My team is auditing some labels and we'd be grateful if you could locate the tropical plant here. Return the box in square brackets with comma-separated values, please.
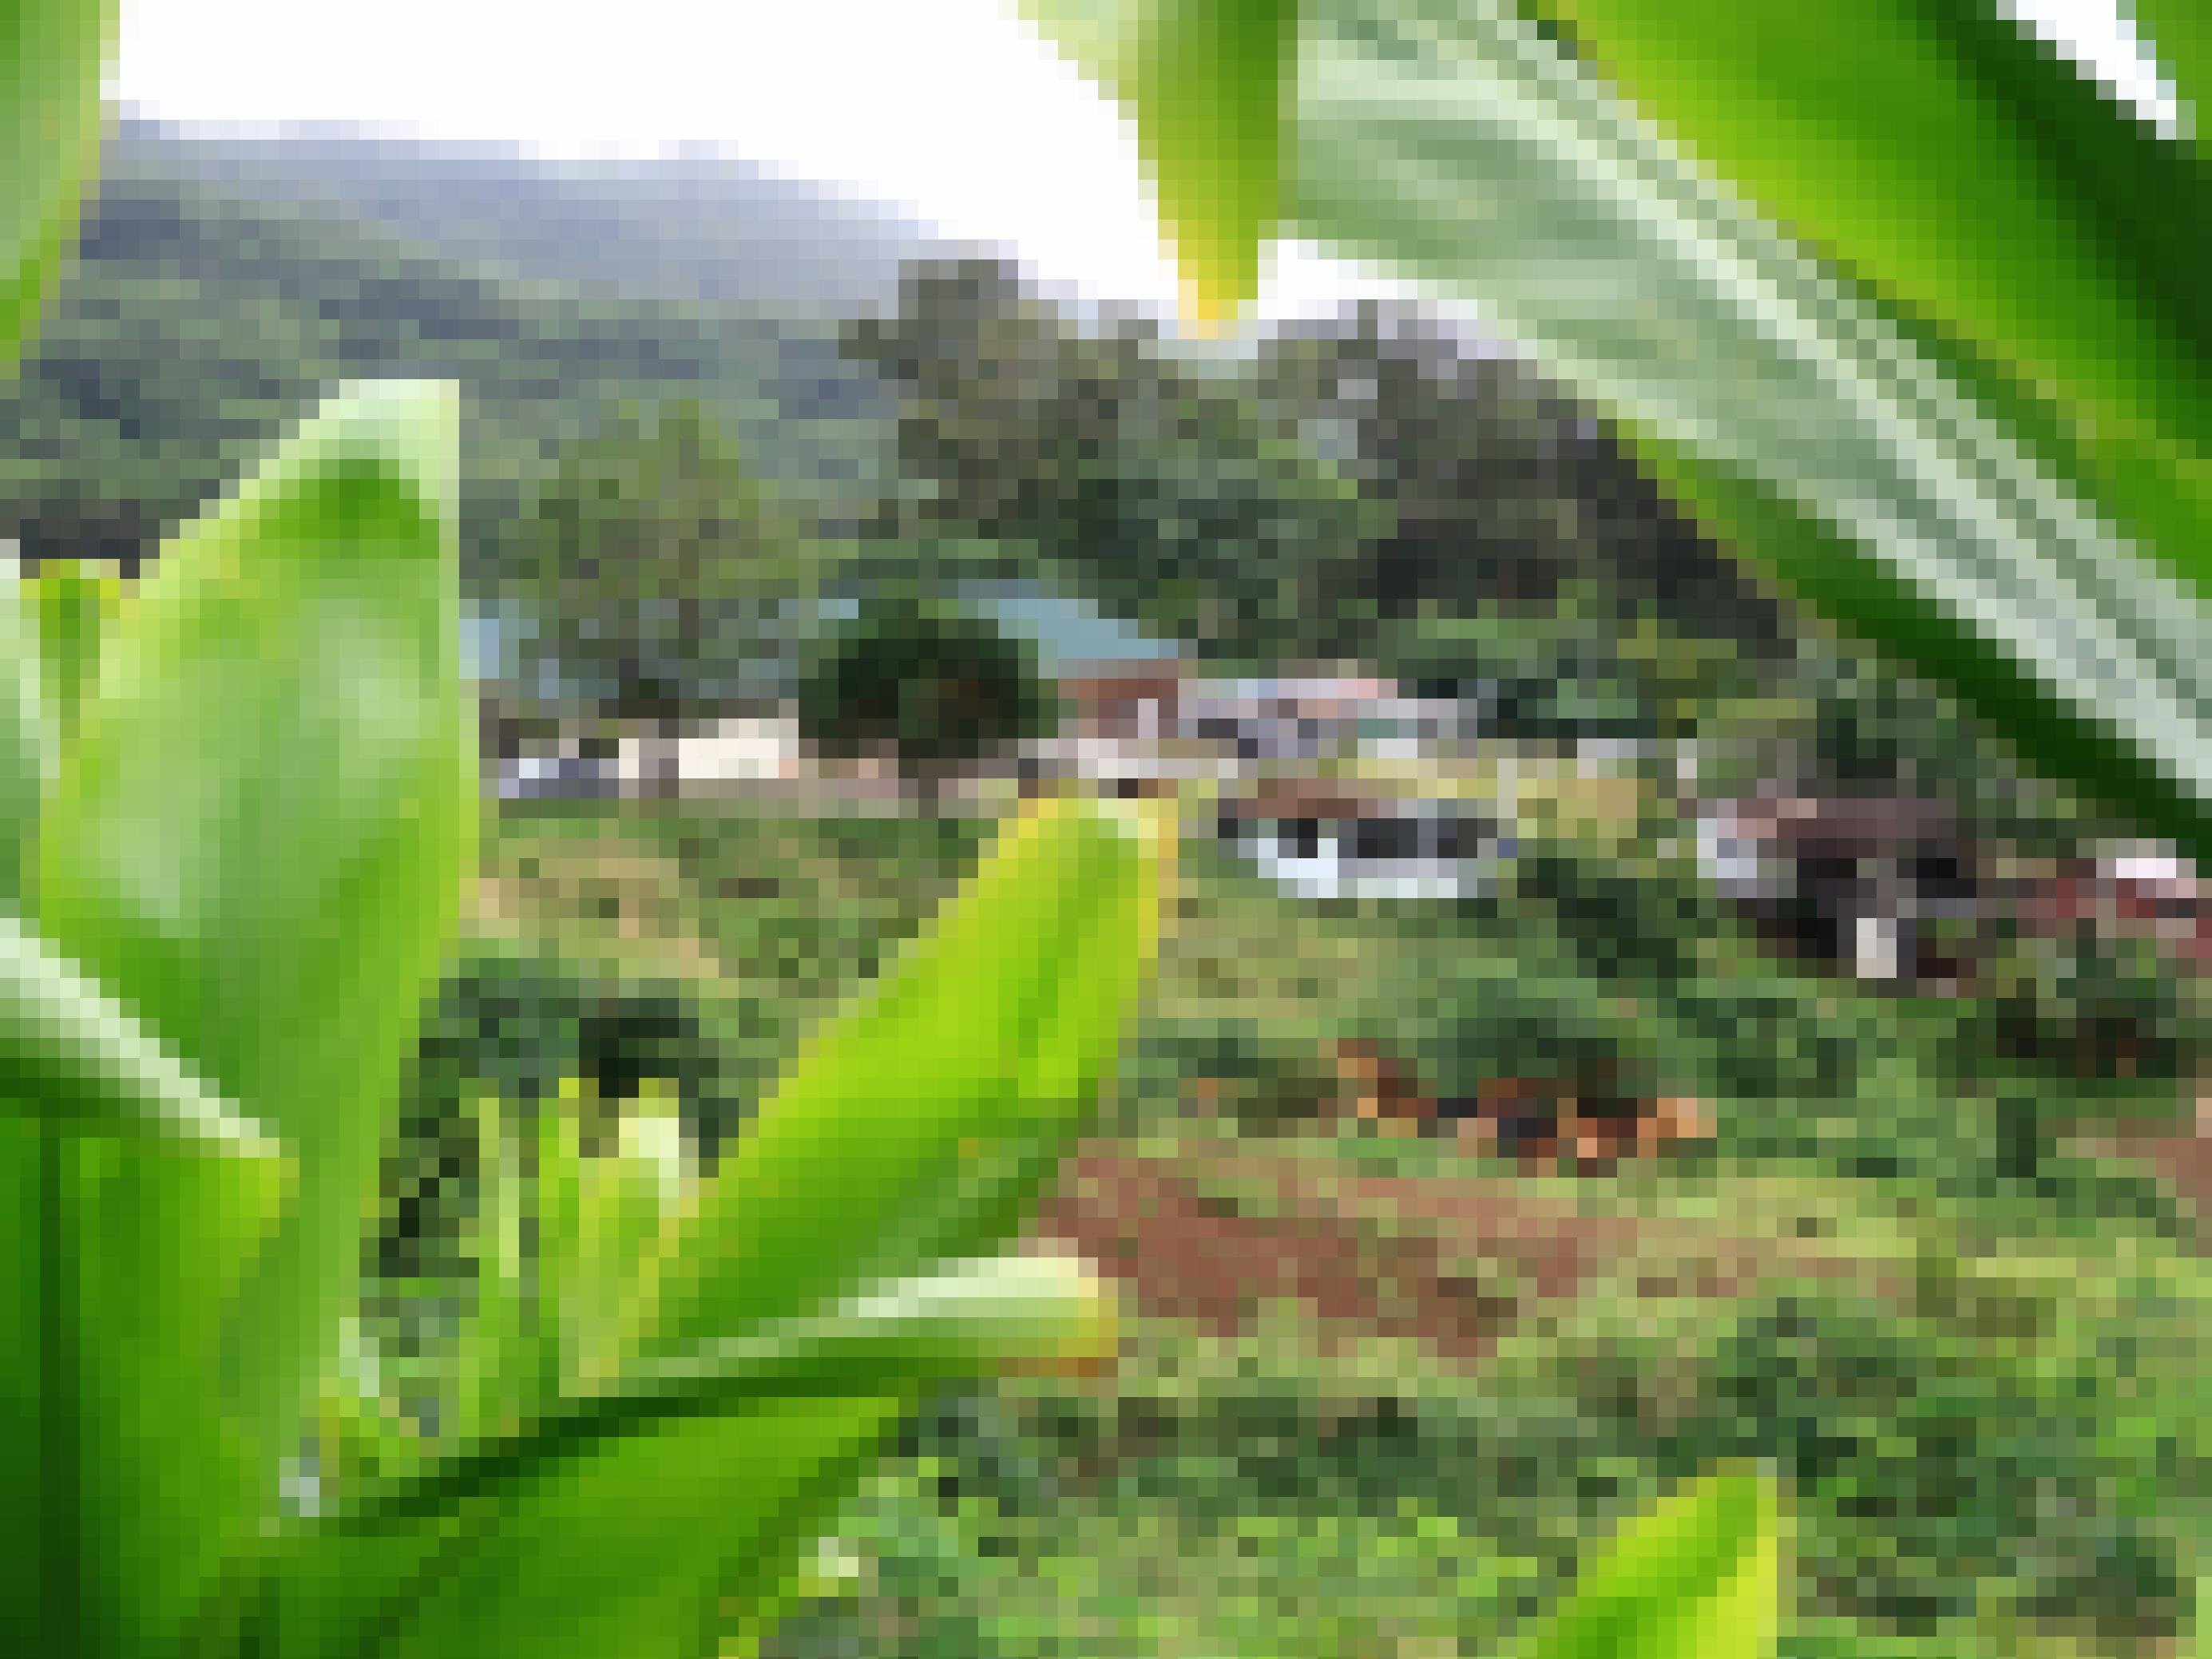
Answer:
[512, 394, 822, 790]
[13, 0, 2200, 1649]
[1009, 0, 2208, 1647]
[1022, 0, 2212, 848]
[0, 7, 1164, 1658]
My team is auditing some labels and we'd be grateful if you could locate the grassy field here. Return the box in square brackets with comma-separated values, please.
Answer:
[413, 790, 2207, 1659]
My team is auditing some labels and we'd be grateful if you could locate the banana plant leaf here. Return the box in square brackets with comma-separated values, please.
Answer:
[1024, 0, 2212, 860]
[260, 1256, 1119, 1659]
[0, 0, 112, 374]
[2129, 2, 2205, 156]
[14, 379, 474, 1659]
[246, 794, 1156, 1659]
[626, 792, 1163, 1359]
[0, 565, 46, 907]
[30, 556, 126, 747]
[1516, 1466, 1782, 1659]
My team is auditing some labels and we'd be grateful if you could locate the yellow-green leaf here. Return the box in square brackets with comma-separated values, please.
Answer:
[0, 0, 114, 371]
[28, 380, 475, 1655]
[628, 791, 1162, 1360]
[1292, 0, 2212, 861]
[0, 565, 48, 905]
[265, 1398, 912, 1659]
[61, 1130, 295, 1659]
[271, 1255, 1114, 1659]
[28, 556, 126, 750]
[1025, 0, 1297, 327]
[1519, 1467, 1782, 1659]
[0, 911, 291, 1659]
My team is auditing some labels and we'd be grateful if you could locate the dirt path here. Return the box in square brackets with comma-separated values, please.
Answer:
[1025, 1143, 1904, 1368]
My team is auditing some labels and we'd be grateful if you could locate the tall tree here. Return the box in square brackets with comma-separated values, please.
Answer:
[845, 258, 1384, 668]
[513, 396, 815, 785]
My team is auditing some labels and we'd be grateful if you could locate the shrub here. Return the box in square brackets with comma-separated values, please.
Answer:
[797, 593, 1058, 801]
[375, 948, 754, 1281]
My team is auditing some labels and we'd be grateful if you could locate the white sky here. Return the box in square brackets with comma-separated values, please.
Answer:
[113, 0, 2186, 324]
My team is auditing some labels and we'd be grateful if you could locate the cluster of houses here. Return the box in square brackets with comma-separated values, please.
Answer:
[485, 659, 1517, 900]
[486, 659, 2212, 995]
[1049, 663, 2212, 990]
[1045, 663, 1504, 901]
[1692, 792, 2212, 994]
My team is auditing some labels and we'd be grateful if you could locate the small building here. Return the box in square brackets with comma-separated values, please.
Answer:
[1056, 663, 1192, 742]
[1182, 675, 1471, 762]
[1218, 779, 1508, 901]
[1695, 793, 1976, 985]
[1052, 660, 1474, 776]
[2012, 845, 2212, 972]
[662, 716, 801, 787]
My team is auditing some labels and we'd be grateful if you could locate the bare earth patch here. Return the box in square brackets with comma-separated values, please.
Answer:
[1026, 1143, 1905, 1368]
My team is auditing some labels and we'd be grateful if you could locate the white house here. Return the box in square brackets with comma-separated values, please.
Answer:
[614, 716, 802, 791]
[1218, 781, 1508, 901]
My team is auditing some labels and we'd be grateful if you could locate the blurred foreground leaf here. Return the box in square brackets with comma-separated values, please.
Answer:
[20, 379, 474, 1658]
[1024, 0, 1295, 327]
[0, 0, 113, 371]
[1518, 1466, 1782, 1659]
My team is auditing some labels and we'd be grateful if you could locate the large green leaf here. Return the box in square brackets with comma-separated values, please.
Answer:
[0, 870, 294, 1659]
[327, 1251, 1117, 1530]
[1025, 0, 1297, 326]
[29, 556, 126, 749]
[57, 1129, 295, 1659]
[261, 1254, 1116, 1659]
[0, 972, 291, 1659]
[0, 788, 289, 1659]
[2054, 0, 2206, 165]
[1283, 0, 2212, 851]
[1508, 0, 2210, 469]
[626, 792, 1163, 1359]
[1495, 0, 2212, 677]
[0, 564, 50, 906]
[1516, 1467, 1782, 1659]
[1035, 0, 2212, 854]
[0, 0, 113, 372]
[26, 379, 475, 1657]
[0, 1117, 43, 1645]
[271, 1399, 909, 1659]
[0, 912, 279, 1144]
[252, 789, 1156, 1659]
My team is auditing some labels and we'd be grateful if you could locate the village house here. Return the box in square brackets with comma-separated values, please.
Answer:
[1046, 661, 1498, 900]
[1049, 661, 1473, 776]
[1695, 793, 1977, 986]
[1215, 778, 1506, 902]
[2009, 845, 2212, 971]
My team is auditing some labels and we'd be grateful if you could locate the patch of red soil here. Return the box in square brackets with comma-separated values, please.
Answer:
[1025, 1146, 1901, 1368]
[1028, 1150, 1502, 1362]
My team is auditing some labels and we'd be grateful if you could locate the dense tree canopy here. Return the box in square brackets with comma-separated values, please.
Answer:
[511, 396, 823, 724]
[796, 593, 1058, 798]
[844, 259, 1788, 678]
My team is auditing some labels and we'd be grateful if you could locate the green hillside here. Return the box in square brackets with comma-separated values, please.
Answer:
[1, 124, 902, 584]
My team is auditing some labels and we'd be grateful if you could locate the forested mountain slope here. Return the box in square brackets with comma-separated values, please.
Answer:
[104, 118, 941, 314]
[2, 122, 909, 578]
